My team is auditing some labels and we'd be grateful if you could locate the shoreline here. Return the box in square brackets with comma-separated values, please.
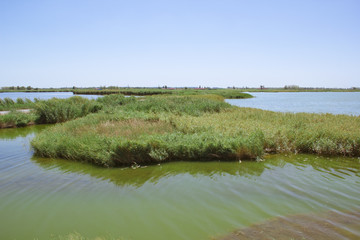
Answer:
[0, 109, 32, 115]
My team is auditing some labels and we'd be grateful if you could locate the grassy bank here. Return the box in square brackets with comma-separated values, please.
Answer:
[1, 95, 135, 128]
[0, 111, 37, 128]
[31, 94, 360, 167]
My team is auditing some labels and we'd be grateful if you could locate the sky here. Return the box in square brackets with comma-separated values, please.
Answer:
[0, 0, 359, 88]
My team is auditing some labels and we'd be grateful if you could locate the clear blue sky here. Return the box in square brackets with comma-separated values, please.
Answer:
[0, 0, 359, 88]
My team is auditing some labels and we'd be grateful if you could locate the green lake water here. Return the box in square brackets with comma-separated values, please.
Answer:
[0, 126, 359, 239]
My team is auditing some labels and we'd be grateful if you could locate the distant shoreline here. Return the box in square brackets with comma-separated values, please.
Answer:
[1, 87, 360, 94]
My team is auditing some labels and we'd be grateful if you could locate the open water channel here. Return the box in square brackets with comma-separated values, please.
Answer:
[0, 92, 359, 239]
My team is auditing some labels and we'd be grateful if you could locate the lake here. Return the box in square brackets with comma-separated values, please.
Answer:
[0, 92, 360, 239]
[0, 126, 359, 239]
[226, 92, 360, 115]
[2, 91, 360, 116]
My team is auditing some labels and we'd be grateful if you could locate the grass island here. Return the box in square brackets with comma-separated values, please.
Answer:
[1, 89, 359, 167]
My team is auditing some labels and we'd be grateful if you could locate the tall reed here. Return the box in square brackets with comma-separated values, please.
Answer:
[34, 96, 102, 124]
[0, 97, 35, 111]
[31, 95, 360, 167]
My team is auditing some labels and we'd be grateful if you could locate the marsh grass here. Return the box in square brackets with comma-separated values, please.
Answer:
[173, 108, 360, 156]
[31, 94, 360, 166]
[96, 94, 136, 107]
[0, 97, 35, 111]
[34, 96, 102, 124]
[31, 95, 244, 166]
[0, 111, 37, 128]
[76, 119, 175, 139]
[122, 94, 230, 116]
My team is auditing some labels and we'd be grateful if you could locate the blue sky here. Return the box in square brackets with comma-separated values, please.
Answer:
[0, 0, 359, 88]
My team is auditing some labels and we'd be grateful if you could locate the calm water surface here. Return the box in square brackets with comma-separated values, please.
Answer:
[226, 92, 360, 115]
[2, 91, 360, 116]
[0, 92, 100, 100]
[0, 126, 359, 239]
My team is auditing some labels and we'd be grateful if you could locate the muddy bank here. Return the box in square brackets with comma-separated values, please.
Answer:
[219, 210, 360, 240]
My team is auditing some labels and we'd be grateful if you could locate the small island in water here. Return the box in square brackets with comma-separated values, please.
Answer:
[1, 87, 359, 167]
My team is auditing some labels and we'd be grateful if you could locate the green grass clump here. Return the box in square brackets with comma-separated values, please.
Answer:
[0, 97, 35, 111]
[0, 94, 137, 127]
[0, 111, 37, 128]
[96, 94, 136, 107]
[122, 95, 231, 116]
[34, 96, 102, 124]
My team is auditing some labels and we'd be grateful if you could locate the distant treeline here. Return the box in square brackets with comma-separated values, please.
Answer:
[2, 86, 359, 94]
[1, 86, 72, 92]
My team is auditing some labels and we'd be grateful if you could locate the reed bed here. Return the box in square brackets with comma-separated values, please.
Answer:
[31, 94, 360, 167]
[0, 111, 37, 128]
[0, 97, 35, 111]
[34, 96, 102, 124]
[0, 95, 137, 127]
[172, 108, 360, 157]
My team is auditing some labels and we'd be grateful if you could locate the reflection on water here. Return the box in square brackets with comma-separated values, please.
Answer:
[31, 154, 360, 189]
[0, 124, 49, 140]
[31, 157, 268, 187]
[1, 126, 360, 240]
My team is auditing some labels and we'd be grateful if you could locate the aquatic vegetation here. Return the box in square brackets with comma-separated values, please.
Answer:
[121, 95, 231, 116]
[34, 96, 103, 124]
[0, 96, 103, 128]
[0, 111, 37, 128]
[96, 94, 136, 107]
[31, 94, 360, 166]
[0, 97, 35, 111]
[173, 108, 360, 156]
[31, 96, 243, 166]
